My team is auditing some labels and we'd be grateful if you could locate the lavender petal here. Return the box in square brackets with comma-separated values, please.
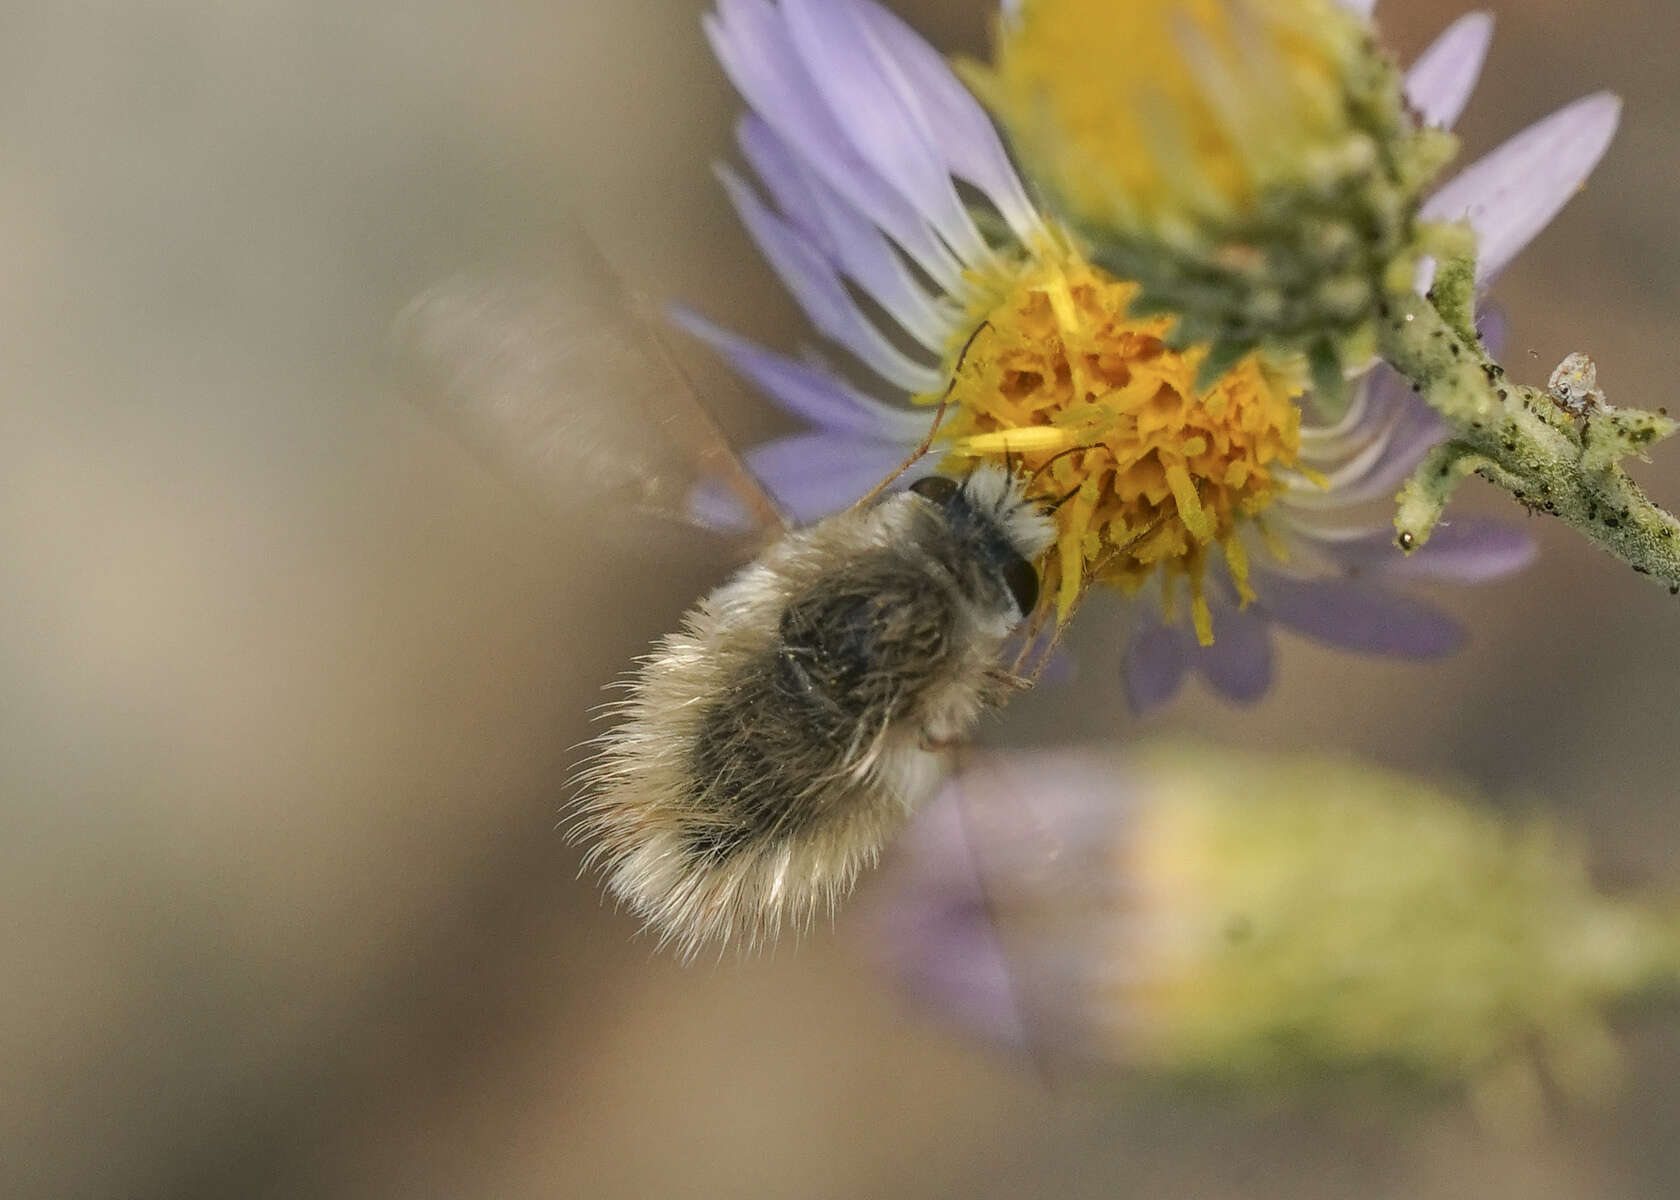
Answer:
[1319, 519, 1538, 584]
[737, 114, 955, 352]
[735, 112, 835, 261]
[1259, 574, 1465, 657]
[704, 0, 969, 294]
[1478, 302, 1508, 357]
[687, 479, 761, 533]
[1405, 13, 1494, 130]
[1293, 366, 1447, 506]
[688, 430, 909, 529]
[746, 431, 913, 522]
[1423, 92, 1622, 284]
[717, 164, 941, 393]
[739, 114, 960, 352]
[884, 903, 1029, 1049]
[869, 789, 1029, 1048]
[871, 751, 1149, 1060]
[780, 0, 994, 267]
[1122, 618, 1192, 713]
[1194, 604, 1275, 703]
[1317, 412, 1447, 505]
[856, 0, 1046, 246]
[671, 308, 928, 440]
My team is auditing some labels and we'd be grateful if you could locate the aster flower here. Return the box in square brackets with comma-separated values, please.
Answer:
[982, 0, 1680, 597]
[974, 0, 1457, 392]
[683, 0, 1610, 708]
[868, 743, 1680, 1115]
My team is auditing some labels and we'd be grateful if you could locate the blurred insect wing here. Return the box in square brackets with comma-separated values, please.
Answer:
[394, 233, 787, 542]
[875, 747, 1127, 1069]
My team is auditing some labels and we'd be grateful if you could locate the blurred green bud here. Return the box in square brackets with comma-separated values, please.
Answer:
[873, 743, 1677, 1120]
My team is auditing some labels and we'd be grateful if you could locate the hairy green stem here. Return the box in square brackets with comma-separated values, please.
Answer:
[1376, 278, 1680, 594]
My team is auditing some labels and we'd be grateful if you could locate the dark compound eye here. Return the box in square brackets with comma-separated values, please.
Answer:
[1001, 556, 1039, 618]
[908, 475, 959, 505]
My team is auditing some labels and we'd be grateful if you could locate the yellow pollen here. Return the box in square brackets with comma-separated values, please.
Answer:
[931, 250, 1305, 641]
[968, 0, 1367, 226]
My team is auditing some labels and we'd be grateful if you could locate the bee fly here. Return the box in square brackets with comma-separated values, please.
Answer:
[571, 464, 1054, 956]
[398, 237, 1065, 958]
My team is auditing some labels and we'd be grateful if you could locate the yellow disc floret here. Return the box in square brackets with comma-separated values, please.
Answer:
[925, 243, 1305, 643]
[963, 0, 1446, 398]
[971, 0, 1370, 228]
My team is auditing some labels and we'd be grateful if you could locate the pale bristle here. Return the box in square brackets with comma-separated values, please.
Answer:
[565, 703, 894, 960]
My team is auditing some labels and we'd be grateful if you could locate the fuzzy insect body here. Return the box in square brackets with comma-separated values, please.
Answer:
[571, 466, 1054, 957]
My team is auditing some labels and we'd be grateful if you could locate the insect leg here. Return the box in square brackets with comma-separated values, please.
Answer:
[853, 321, 994, 508]
[1024, 517, 1167, 685]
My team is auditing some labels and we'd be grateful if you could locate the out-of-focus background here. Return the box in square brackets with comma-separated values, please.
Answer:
[3, 2, 1678, 1197]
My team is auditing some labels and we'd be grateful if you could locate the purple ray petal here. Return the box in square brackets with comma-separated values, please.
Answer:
[1122, 618, 1192, 713]
[1294, 369, 1448, 507]
[1347, 402, 1448, 499]
[704, 0, 969, 293]
[735, 111, 835, 260]
[883, 901, 1029, 1049]
[750, 431, 912, 522]
[688, 431, 907, 529]
[781, 0, 994, 267]
[1406, 13, 1494, 130]
[1296, 395, 1411, 494]
[1301, 359, 1407, 454]
[856, 0, 1046, 246]
[1361, 519, 1537, 583]
[969, 749, 1137, 876]
[737, 114, 954, 351]
[870, 751, 1152, 1061]
[1477, 302, 1508, 357]
[1194, 604, 1275, 702]
[1340, 0, 1377, 15]
[671, 308, 928, 440]
[1258, 574, 1465, 657]
[1299, 371, 1375, 447]
[717, 164, 941, 393]
[868, 786, 1035, 1048]
[1423, 92, 1622, 284]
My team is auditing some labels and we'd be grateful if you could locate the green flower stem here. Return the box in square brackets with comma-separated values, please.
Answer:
[1419, 222, 1478, 344]
[1376, 271, 1680, 595]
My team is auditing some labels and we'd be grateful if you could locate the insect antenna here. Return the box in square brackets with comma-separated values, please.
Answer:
[853, 321, 994, 508]
[1020, 443, 1117, 512]
[1022, 444, 1103, 498]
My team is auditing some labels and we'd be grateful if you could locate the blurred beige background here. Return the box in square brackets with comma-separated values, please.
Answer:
[2, 2, 1678, 1197]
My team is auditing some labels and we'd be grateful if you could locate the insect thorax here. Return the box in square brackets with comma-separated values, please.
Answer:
[678, 494, 1023, 865]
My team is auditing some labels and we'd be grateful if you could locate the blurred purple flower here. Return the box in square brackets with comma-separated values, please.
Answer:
[862, 743, 1680, 1100]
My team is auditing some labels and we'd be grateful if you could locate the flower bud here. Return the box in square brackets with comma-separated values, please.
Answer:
[970, 0, 1456, 401]
[872, 743, 1677, 1112]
